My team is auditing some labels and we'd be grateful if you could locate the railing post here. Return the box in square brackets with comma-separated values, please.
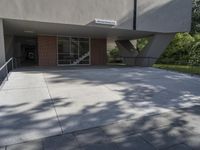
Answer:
[134, 57, 136, 66]
[5, 65, 8, 81]
[12, 58, 14, 70]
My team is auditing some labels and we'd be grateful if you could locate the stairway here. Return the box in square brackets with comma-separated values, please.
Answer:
[72, 52, 90, 65]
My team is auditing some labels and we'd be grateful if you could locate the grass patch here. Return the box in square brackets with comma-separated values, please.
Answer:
[153, 64, 200, 75]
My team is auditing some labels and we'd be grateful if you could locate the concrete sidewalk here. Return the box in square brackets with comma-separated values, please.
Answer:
[3, 110, 200, 150]
[0, 67, 200, 147]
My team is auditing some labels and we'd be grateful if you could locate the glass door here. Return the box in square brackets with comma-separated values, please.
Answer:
[58, 37, 71, 65]
[71, 38, 79, 62]
[79, 38, 90, 64]
[58, 37, 90, 65]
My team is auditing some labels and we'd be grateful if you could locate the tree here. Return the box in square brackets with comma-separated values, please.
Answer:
[137, 38, 149, 51]
[189, 34, 200, 65]
[107, 47, 121, 63]
[189, 41, 200, 66]
[158, 33, 195, 64]
[191, 0, 200, 34]
[157, 0, 200, 65]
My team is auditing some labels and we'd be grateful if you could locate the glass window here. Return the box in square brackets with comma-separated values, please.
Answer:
[71, 38, 79, 58]
[58, 37, 70, 54]
[58, 37, 90, 65]
[79, 38, 89, 56]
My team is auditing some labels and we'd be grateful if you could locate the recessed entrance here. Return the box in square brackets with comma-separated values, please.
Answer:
[14, 37, 38, 67]
[57, 37, 90, 65]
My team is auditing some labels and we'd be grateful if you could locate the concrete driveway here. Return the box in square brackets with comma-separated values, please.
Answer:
[0, 67, 200, 147]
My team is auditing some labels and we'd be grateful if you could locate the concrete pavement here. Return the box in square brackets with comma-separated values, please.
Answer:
[0, 67, 200, 148]
[4, 110, 200, 150]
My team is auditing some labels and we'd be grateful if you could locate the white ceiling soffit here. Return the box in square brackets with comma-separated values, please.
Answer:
[3, 19, 154, 40]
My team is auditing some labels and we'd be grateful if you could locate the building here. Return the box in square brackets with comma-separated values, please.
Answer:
[0, 0, 192, 67]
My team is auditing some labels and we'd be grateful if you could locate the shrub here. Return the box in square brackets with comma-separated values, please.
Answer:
[189, 41, 200, 66]
[108, 47, 122, 63]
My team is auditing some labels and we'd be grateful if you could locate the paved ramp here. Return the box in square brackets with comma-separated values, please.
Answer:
[0, 70, 62, 146]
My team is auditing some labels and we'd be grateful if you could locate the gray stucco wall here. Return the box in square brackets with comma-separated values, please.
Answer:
[137, 0, 192, 33]
[0, 0, 134, 30]
[0, 19, 5, 67]
[5, 35, 14, 60]
[0, 0, 192, 34]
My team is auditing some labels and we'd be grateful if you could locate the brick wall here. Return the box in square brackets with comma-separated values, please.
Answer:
[91, 39, 107, 65]
[38, 36, 57, 66]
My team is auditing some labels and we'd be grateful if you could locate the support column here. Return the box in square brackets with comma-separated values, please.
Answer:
[0, 19, 5, 67]
[137, 33, 175, 66]
[38, 36, 57, 66]
[115, 40, 138, 65]
[4, 35, 14, 60]
[91, 39, 107, 65]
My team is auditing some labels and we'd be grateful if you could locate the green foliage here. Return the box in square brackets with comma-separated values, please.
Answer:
[158, 33, 195, 65]
[189, 41, 200, 66]
[158, 32, 200, 65]
[191, 0, 200, 34]
[107, 47, 121, 63]
[158, 0, 200, 66]
[137, 38, 149, 51]
[108, 47, 120, 58]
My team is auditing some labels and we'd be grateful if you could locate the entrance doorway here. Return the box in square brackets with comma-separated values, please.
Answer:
[14, 37, 38, 67]
[21, 44, 37, 66]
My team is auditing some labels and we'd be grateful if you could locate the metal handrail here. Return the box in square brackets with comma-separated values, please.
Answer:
[122, 57, 158, 65]
[109, 56, 158, 60]
[0, 57, 14, 81]
[108, 56, 159, 66]
[122, 56, 158, 59]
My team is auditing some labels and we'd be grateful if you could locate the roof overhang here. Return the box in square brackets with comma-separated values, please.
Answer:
[3, 19, 154, 40]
